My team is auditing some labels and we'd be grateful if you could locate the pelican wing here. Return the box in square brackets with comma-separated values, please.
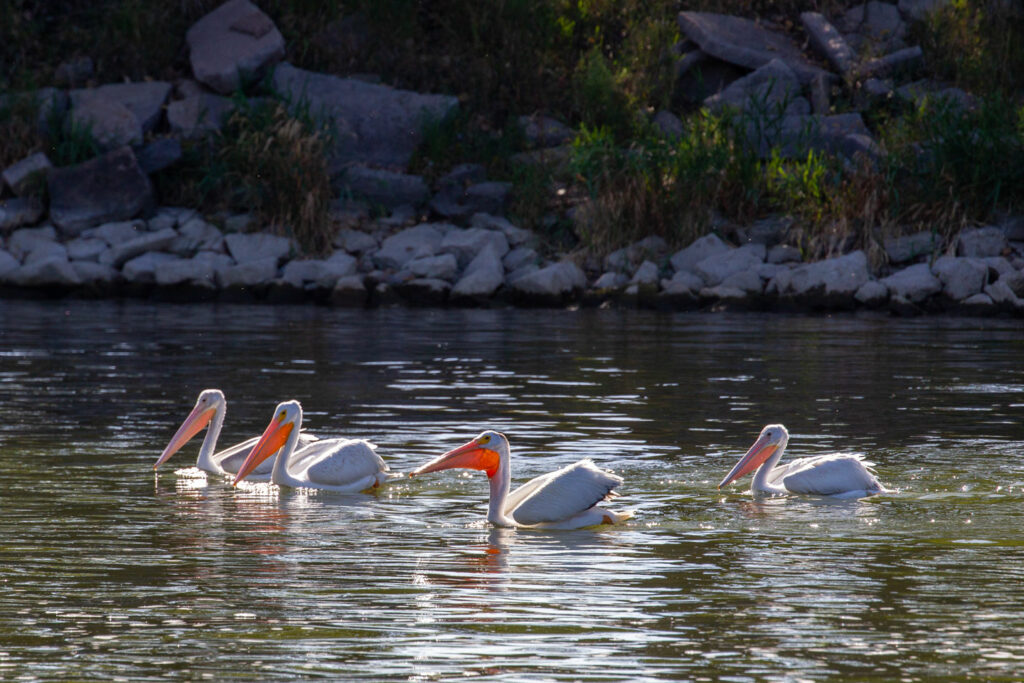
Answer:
[217, 431, 319, 475]
[509, 459, 623, 526]
[300, 439, 388, 487]
[779, 453, 884, 497]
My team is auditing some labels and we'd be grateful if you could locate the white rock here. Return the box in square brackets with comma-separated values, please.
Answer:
[854, 280, 889, 306]
[154, 257, 217, 287]
[984, 279, 1022, 305]
[224, 232, 292, 265]
[769, 250, 871, 299]
[694, 243, 766, 286]
[193, 251, 235, 271]
[25, 241, 68, 265]
[452, 246, 505, 298]
[186, 0, 285, 94]
[958, 226, 1008, 258]
[931, 255, 987, 301]
[72, 261, 118, 284]
[405, 253, 459, 281]
[719, 268, 764, 294]
[173, 216, 225, 254]
[511, 260, 587, 297]
[99, 227, 178, 267]
[662, 269, 705, 294]
[440, 227, 510, 268]
[503, 246, 537, 272]
[471, 213, 533, 246]
[67, 237, 108, 262]
[670, 233, 730, 272]
[880, 262, 942, 302]
[217, 257, 278, 288]
[94, 220, 145, 246]
[8, 257, 82, 287]
[333, 228, 378, 254]
[631, 260, 661, 285]
[122, 252, 179, 283]
[594, 272, 629, 290]
[374, 224, 445, 270]
[7, 225, 58, 259]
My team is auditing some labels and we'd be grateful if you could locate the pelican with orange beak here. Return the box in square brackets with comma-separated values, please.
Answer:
[409, 430, 632, 529]
[719, 424, 887, 498]
[153, 389, 317, 480]
[232, 400, 390, 492]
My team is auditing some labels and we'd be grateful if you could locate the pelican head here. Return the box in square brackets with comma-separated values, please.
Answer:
[153, 389, 226, 469]
[409, 430, 508, 479]
[232, 401, 301, 486]
[718, 423, 789, 489]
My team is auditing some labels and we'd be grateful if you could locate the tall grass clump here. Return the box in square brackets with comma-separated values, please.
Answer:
[160, 101, 334, 254]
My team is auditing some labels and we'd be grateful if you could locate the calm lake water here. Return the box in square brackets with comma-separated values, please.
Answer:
[1, 299, 1023, 681]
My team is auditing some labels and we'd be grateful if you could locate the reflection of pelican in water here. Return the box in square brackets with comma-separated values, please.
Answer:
[410, 430, 632, 529]
[233, 400, 391, 492]
[719, 424, 887, 499]
[153, 389, 317, 480]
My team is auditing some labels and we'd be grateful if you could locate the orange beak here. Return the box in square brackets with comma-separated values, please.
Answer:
[153, 405, 217, 469]
[409, 438, 500, 478]
[232, 414, 294, 486]
[718, 434, 779, 489]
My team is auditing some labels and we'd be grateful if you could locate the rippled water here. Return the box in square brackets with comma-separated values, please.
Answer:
[1, 300, 1023, 681]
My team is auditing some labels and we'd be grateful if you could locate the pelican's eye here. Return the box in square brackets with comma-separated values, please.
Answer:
[478, 435, 491, 445]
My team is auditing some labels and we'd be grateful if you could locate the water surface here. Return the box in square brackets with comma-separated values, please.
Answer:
[1, 300, 1023, 680]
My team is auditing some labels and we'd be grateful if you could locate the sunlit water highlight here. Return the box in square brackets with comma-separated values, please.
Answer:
[1, 300, 1023, 680]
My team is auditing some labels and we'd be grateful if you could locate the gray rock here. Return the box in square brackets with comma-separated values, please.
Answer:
[187, 0, 285, 94]
[519, 115, 574, 148]
[743, 112, 873, 160]
[280, 253, 357, 289]
[885, 231, 938, 263]
[998, 270, 1024, 298]
[931, 255, 987, 301]
[374, 224, 445, 269]
[67, 237, 108, 262]
[154, 257, 218, 288]
[985, 278, 1023, 306]
[631, 260, 661, 286]
[652, 110, 685, 139]
[224, 232, 293, 265]
[958, 226, 1008, 258]
[193, 250, 235, 271]
[593, 272, 630, 290]
[136, 138, 183, 174]
[677, 11, 831, 85]
[333, 228, 378, 254]
[503, 246, 538, 272]
[68, 91, 143, 149]
[438, 164, 487, 193]
[452, 246, 505, 299]
[700, 284, 749, 302]
[881, 262, 942, 302]
[99, 227, 178, 268]
[24, 241, 68, 265]
[7, 225, 58, 259]
[48, 147, 154, 237]
[3, 152, 52, 196]
[801, 12, 857, 75]
[122, 252, 179, 283]
[857, 46, 923, 80]
[216, 257, 278, 288]
[767, 244, 802, 264]
[470, 213, 533, 246]
[272, 62, 459, 170]
[464, 182, 511, 216]
[8, 257, 82, 287]
[511, 260, 587, 299]
[694, 243, 766, 286]
[864, 78, 894, 98]
[506, 263, 540, 284]
[662, 269, 705, 295]
[340, 165, 429, 208]
[403, 253, 459, 281]
[768, 250, 871, 303]
[899, 0, 953, 21]
[0, 198, 45, 231]
[855, 279, 889, 306]
[983, 257, 1015, 278]
[94, 220, 146, 246]
[0, 250, 19, 279]
[670, 233, 730, 273]
[704, 59, 809, 116]
[173, 216, 225, 254]
[330, 274, 368, 306]
[395, 277, 450, 305]
[719, 268, 764, 294]
[841, 1, 906, 50]
[440, 228, 510, 268]
[71, 261, 118, 285]
[79, 81, 172, 132]
[166, 94, 236, 138]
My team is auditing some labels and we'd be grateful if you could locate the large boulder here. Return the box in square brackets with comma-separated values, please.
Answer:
[67, 91, 143, 149]
[272, 63, 459, 170]
[670, 233, 730, 273]
[122, 251, 179, 283]
[3, 152, 52, 196]
[801, 12, 857, 75]
[880, 262, 942, 302]
[186, 0, 285, 93]
[7, 225, 58, 260]
[7, 257, 82, 288]
[703, 59, 809, 116]
[216, 257, 278, 288]
[48, 147, 154, 237]
[0, 198, 45, 231]
[224, 232, 292, 265]
[931, 256, 987, 301]
[957, 226, 1008, 258]
[767, 250, 871, 307]
[510, 260, 587, 304]
[98, 227, 178, 268]
[439, 228, 510, 268]
[153, 257, 218, 288]
[374, 224, 446, 270]
[73, 81, 172, 132]
[694, 243, 766, 286]
[402, 253, 459, 281]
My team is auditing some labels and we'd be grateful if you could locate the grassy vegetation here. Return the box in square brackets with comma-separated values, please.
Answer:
[1, 0, 1022, 259]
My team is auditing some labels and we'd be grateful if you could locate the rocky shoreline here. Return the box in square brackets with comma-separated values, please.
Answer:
[2, 0, 1023, 316]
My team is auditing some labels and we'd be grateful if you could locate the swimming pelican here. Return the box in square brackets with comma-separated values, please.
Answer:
[409, 430, 632, 529]
[718, 423, 887, 498]
[153, 389, 317, 480]
[232, 400, 391, 492]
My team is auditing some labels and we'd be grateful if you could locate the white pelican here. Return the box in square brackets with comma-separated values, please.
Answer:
[153, 389, 317, 480]
[718, 423, 887, 498]
[409, 430, 632, 529]
[232, 400, 391, 492]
